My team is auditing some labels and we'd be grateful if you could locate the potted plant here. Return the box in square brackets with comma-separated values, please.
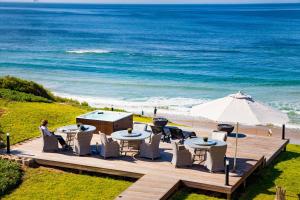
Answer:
[127, 128, 132, 134]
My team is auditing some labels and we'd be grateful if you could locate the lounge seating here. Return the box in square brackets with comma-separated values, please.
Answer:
[211, 131, 227, 141]
[39, 127, 58, 152]
[162, 127, 172, 143]
[140, 133, 162, 160]
[171, 142, 193, 167]
[99, 132, 120, 159]
[150, 125, 163, 135]
[169, 127, 196, 143]
[74, 131, 93, 156]
[205, 144, 227, 172]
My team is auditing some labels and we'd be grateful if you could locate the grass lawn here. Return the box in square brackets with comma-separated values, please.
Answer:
[0, 99, 88, 145]
[2, 167, 132, 200]
[171, 144, 300, 200]
[0, 99, 160, 145]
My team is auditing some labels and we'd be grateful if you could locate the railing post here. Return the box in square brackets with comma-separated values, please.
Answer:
[282, 124, 285, 140]
[6, 133, 10, 154]
[225, 159, 230, 186]
[282, 124, 286, 151]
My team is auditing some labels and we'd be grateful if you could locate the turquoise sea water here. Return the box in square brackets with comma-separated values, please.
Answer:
[0, 3, 300, 125]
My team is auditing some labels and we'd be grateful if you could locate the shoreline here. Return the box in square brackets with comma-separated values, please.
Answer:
[54, 91, 300, 130]
[54, 91, 300, 144]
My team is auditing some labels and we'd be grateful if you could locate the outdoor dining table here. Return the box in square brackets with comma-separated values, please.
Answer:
[56, 124, 96, 149]
[111, 130, 151, 154]
[184, 137, 227, 163]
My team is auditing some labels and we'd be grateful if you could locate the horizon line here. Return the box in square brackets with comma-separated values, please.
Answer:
[1, 1, 300, 4]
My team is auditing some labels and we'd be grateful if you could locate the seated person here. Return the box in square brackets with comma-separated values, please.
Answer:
[40, 119, 67, 149]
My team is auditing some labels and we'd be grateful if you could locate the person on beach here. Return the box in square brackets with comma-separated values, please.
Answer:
[154, 107, 157, 116]
[40, 119, 67, 149]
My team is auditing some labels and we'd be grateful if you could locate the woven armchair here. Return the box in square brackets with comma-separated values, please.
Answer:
[205, 144, 227, 172]
[99, 132, 120, 159]
[39, 127, 58, 152]
[171, 142, 193, 167]
[140, 133, 162, 160]
[74, 131, 93, 156]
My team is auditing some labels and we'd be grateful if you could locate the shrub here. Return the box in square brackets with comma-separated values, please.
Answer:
[0, 89, 51, 103]
[0, 159, 22, 196]
[0, 76, 55, 101]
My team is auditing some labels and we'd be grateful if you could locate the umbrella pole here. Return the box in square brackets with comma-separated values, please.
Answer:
[233, 122, 239, 172]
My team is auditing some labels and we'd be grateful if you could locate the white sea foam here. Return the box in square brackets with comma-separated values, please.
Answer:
[53, 92, 300, 129]
[66, 49, 111, 54]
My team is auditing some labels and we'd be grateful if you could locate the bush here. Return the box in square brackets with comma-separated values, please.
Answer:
[0, 76, 55, 101]
[0, 89, 51, 103]
[0, 159, 22, 196]
[81, 101, 89, 107]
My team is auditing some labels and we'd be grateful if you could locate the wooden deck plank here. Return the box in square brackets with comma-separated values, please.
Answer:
[116, 174, 180, 200]
[4, 132, 288, 199]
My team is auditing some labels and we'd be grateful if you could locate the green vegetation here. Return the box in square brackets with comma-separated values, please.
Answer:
[171, 144, 300, 200]
[171, 188, 223, 200]
[0, 99, 88, 145]
[0, 76, 55, 101]
[0, 159, 22, 196]
[0, 99, 159, 145]
[2, 167, 132, 200]
[0, 76, 87, 108]
[240, 144, 300, 200]
[0, 89, 51, 103]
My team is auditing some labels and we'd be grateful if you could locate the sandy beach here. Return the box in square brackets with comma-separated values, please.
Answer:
[142, 111, 300, 145]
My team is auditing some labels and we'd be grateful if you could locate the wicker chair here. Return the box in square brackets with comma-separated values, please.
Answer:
[74, 131, 93, 156]
[171, 142, 193, 167]
[130, 122, 148, 149]
[99, 132, 120, 159]
[211, 131, 227, 142]
[140, 133, 162, 160]
[39, 127, 58, 152]
[205, 144, 227, 172]
[133, 122, 148, 131]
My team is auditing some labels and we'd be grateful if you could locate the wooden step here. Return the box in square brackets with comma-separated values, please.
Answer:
[116, 174, 180, 200]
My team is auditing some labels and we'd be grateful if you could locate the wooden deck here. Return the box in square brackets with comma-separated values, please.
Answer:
[5, 133, 288, 200]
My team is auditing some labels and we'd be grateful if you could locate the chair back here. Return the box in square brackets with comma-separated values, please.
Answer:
[39, 126, 58, 152]
[206, 144, 227, 172]
[99, 132, 109, 145]
[172, 141, 179, 154]
[150, 133, 162, 147]
[211, 131, 227, 141]
[39, 126, 45, 136]
[133, 123, 148, 132]
[76, 131, 92, 142]
[172, 142, 178, 160]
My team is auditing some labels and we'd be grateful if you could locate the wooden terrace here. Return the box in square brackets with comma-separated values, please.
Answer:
[4, 132, 288, 200]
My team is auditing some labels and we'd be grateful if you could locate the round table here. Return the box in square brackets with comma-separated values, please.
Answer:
[57, 124, 96, 148]
[111, 130, 151, 154]
[184, 137, 226, 150]
[184, 137, 227, 163]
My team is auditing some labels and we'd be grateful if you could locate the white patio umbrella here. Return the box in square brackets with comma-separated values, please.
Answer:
[191, 91, 289, 171]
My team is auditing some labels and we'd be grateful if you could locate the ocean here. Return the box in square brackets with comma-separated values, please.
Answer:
[0, 3, 300, 126]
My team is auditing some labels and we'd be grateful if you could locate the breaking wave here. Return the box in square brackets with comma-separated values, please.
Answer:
[66, 49, 111, 54]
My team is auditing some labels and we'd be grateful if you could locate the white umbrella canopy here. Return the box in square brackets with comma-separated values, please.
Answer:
[191, 91, 289, 126]
[191, 91, 289, 172]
